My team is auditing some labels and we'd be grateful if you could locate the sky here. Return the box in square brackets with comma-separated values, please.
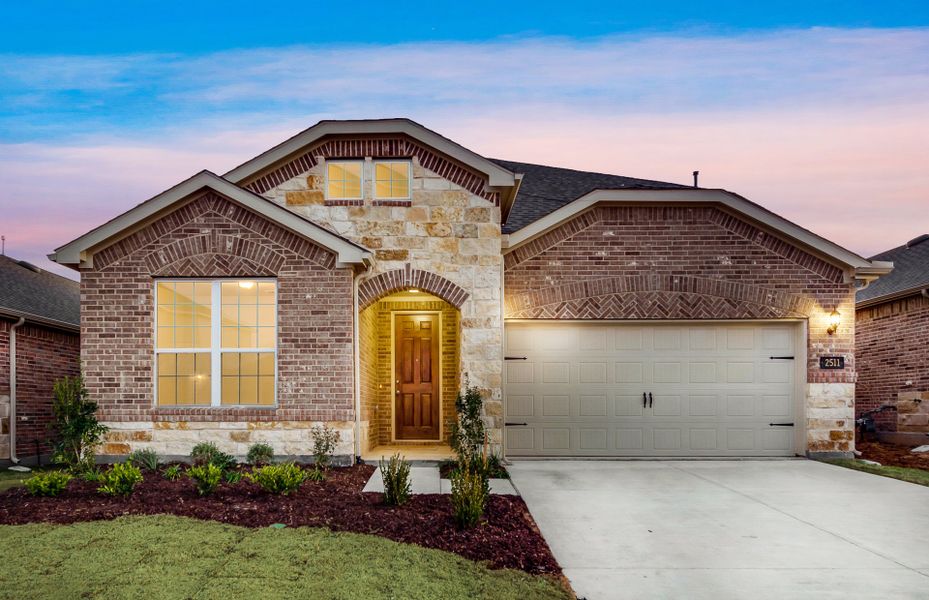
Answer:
[1, 1, 928, 279]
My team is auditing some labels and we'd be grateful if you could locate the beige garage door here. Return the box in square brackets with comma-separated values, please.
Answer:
[504, 322, 800, 457]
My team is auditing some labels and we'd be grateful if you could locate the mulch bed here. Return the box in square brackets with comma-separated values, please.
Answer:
[0, 464, 560, 576]
[857, 441, 929, 471]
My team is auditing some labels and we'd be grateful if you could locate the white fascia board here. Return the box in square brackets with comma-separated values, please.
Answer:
[50, 171, 371, 268]
[222, 119, 515, 188]
[502, 188, 878, 271]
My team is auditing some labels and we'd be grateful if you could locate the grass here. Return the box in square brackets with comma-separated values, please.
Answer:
[0, 515, 570, 600]
[824, 459, 929, 487]
[0, 467, 55, 493]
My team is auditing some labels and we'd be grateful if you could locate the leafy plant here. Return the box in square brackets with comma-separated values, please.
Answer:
[188, 463, 223, 496]
[224, 470, 243, 484]
[163, 464, 183, 481]
[246, 442, 274, 466]
[80, 467, 104, 483]
[127, 449, 160, 472]
[50, 373, 108, 472]
[98, 462, 144, 497]
[310, 425, 340, 470]
[190, 442, 237, 471]
[23, 470, 72, 497]
[450, 384, 485, 468]
[246, 462, 308, 495]
[450, 461, 489, 529]
[305, 467, 325, 482]
[379, 453, 411, 506]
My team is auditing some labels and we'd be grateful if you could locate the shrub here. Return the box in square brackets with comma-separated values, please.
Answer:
[190, 442, 237, 471]
[80, 467, 104, 483]
[450, 384, 485, 468]
[98, 463, 144, 497]
[379, 453, 411, 506]
[23, 471, 72, 497]
[246, 462, 308, 495]
[246, 442, 274, 466]
[450, 462, 489, 529]
[50, 373, 108, 472]
[305, 467, 325, 482]
[188, 463, 223, 496]
[127, 449, 160, 472]
[224, 470, 243, 484]
[310, 425, 340, 470]
[163, 465, 183, 481]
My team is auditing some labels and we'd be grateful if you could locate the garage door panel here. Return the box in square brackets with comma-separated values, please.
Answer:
[505, 322, 799, 457]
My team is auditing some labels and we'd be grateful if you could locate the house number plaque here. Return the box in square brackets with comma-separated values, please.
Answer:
[819, 356, 845, 369]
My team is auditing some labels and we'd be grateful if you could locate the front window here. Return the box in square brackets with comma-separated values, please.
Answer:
[155, 280, 277, 406]
[326, 160, 363, 200]
[374, 160, 411, 199]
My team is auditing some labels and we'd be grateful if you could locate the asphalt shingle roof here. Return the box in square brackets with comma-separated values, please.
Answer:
[491, 159, 690, 234]
[0, 255, 80, 328]
[857, 234, 929, 304]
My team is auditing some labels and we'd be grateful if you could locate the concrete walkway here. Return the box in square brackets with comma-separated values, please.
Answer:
[362, 466, 517, 495]
[509, 460, 929, 600]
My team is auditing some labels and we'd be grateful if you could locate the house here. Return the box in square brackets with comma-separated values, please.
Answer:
[49, 119, 892, 462]
[0, 255, 81, 465]
[856, 234, 929, 441]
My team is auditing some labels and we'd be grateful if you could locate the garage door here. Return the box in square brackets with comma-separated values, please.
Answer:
[504, 322, 800, 457]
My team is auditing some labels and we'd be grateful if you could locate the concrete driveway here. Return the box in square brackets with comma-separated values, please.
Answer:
[509, 460, 929, 599]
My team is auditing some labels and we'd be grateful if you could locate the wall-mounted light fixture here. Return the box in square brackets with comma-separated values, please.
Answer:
[827, 309, 841, 335]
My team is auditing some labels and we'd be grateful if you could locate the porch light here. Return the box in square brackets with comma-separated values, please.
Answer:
[827, 309, 841, 335]
[238, 281, 255, 290]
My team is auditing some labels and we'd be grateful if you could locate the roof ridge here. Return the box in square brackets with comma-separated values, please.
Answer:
[489, 157, 687, 187]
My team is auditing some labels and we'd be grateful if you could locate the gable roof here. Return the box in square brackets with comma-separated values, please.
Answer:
[0, 255, 80, 330]
[50, 171, 372, 269]
[857, 234, 929, 306]
[492, 159, 689, 234]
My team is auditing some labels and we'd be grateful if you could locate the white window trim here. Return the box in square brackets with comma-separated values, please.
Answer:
[325, 159, 365, 201]
[154, 278, 278, 408]
[373, 159, 412, 201]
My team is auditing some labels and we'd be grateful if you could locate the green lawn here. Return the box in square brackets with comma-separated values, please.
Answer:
[0, 467, 51, 493]
[0, 515, 570, 600]
[824, 458, 929, 487]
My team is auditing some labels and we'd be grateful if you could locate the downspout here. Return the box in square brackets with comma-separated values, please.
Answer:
[352, 272, 362, 463]
[8, 317, 25, 464]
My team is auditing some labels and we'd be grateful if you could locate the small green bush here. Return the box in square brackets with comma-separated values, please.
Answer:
[163, 465, 182, 481]
[98, 463, 144, 497]
[450, 384, 485, 467]
[188, 463, 223, 496]
[127, 449, 160, 471]
[23, 470, 72, 497]
[379, 453, 411, 506]
[450, 463, 489, 529]
[50, 372, 108, 472]
[80, 467, 104, 483]
[246, 442, 274, 466]
[189, 442, 237, 471]
[224, 470, 243, 484]
[305, 467, 325, 482]
[246, 462, 308, 495]
[310, 425, 340, 470]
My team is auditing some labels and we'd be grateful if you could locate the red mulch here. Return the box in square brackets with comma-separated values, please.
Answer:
[857, 441, 929, 471]
[0, 464, 560, 576]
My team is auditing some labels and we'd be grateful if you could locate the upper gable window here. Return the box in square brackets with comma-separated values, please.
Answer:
[374, 160, 411, 200]
[326, 160, 363, 200]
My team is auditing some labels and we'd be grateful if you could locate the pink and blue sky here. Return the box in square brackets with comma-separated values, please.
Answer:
[1, 1, 928, 279]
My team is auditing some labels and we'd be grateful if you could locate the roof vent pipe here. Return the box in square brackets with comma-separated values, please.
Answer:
[692, 171, 699, 188]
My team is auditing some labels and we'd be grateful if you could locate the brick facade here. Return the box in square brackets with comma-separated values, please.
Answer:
[504, 205, 858, 455]
[0, 319, 80, 460]
[856, 294, 929, 432]
[81, 191, 357, 459]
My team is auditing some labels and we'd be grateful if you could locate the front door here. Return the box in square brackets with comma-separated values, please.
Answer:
[395, 313, 441, 440]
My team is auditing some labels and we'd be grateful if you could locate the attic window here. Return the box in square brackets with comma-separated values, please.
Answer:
[374, 160, 411, 200]
[326, 160, 363, 200]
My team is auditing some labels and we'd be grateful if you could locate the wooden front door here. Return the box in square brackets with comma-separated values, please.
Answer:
[395, 313, 441, 440]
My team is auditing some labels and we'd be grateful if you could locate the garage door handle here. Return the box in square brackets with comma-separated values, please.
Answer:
[649, 392, 654, 408]
[643, 393, 647, 408]
[505, 356, 528, 361]
[769, 422, 795, 427]
[769, 356, 795, 360]
[505, 422, 528, 427]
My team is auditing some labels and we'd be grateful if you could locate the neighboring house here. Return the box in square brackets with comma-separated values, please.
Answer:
[0, 255, 81, 464]
[856, 234, 929, 440]
[50, 119, 892, 462]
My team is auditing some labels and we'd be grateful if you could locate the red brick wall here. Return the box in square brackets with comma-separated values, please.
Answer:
[856, 294, 929, 430]
[0, 319, 80, 458]
[80, 191, 356, 424]
[504, 205, 858, 386]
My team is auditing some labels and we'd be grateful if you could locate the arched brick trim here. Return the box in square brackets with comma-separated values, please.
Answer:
[242, 135, 500, 205]
[359, 266, 469, 310]
[504, 274, 816, 320]
[144, 235, 287, 276]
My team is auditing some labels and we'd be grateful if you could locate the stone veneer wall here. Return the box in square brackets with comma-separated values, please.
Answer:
[81, 192, 357, 461]
[261, 142, 503, 451]
[856, 294, 929, 432]
[504, 205, 858, 456]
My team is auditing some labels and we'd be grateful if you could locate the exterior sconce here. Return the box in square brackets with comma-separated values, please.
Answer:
[827, 309, 841, 335]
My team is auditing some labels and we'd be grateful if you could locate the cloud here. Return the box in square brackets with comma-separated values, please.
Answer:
[1, 28, 927, 278]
